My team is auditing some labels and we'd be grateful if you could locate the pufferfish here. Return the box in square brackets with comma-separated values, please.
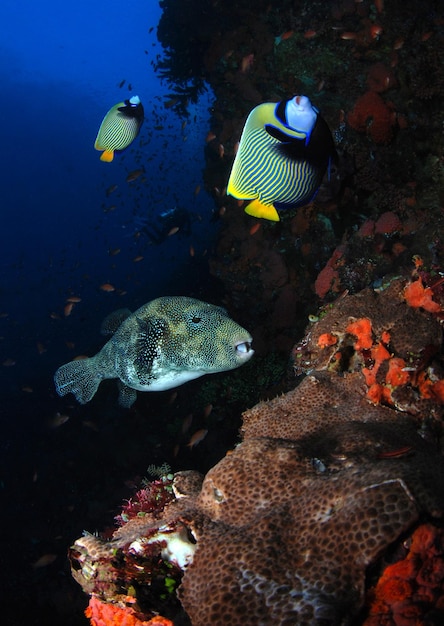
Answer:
[94, 95, 144, 162]
[54, 297, 253, 408]
[227, 95, 336, 221]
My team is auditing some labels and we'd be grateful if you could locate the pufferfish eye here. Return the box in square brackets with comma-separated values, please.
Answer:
[191, 316, 202, 324]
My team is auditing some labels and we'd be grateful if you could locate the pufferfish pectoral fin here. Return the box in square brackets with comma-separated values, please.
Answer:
[117, 380, 138, 408]
[244, 199, 280, 222]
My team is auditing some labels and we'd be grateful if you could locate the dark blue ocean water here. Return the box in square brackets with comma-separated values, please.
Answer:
[0, 2, 218, 622]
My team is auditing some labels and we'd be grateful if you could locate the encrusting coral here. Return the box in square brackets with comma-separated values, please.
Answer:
[70, 272, 444, 625]
[347, 91, 397, 144]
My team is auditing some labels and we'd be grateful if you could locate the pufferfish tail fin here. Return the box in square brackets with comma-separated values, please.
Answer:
[54, 356, 102, 404]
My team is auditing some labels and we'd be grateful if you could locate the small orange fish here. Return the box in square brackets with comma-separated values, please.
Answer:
[186, 428, 208, 449]
[133, 255, 144, 262]
[100, 283, 116, 292]
[82, 420, 100, 432]
[377, 446, 413, 459]
[374, 0, 384, 13]
[218, 144, 225, 158]
[304, 29, 317, 39]
[181, 413, 193, 434]
[2, 358, 16, 366]
[21, 386, 33, 393]
[50, 312, 61, 320]
[167, 226, 179, 237]
[109, 248, 121, 256]
[202, 403, 213, 418]
[32, 554, 57, 569]
[36, 341, 47, 354]
[164, 98, 178, 109]
[205, 131, 216, 143]
[49, 412, 70, 429]
[167, 390, 178, 405]
[370, 24, 383, 39]
[106, 184, 118, 197]
[189, 245, 195, 257]
[219, 206, 226, 217]
[240, 53, 254, 73]
[279, 30, 294, 41]
[249, 222, 262, 235]
[340, 31, 357, 40]
[126, 169, 144, 183]
[66, 296, 82, 303]
[64, 302, 74, 317]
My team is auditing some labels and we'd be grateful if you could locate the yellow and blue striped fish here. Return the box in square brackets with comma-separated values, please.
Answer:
[95, 96, 144, 162]
[227, 95, 336, 221]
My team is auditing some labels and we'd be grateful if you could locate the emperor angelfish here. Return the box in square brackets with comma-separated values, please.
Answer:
[227, 95, 336, 221]
[54, 297, 253, 408]
[94, 95, 144, 162]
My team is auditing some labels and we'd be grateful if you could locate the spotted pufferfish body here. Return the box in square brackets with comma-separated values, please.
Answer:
[54, 297, 254, 408]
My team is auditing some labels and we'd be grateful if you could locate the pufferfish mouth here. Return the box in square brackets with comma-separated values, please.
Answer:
[235, 340, 254, 359]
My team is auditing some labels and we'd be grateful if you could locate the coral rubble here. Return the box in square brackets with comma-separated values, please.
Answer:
[70, 274, 444, 625]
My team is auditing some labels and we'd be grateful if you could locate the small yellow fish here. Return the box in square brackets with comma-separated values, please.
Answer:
[95, 96, 144, 162]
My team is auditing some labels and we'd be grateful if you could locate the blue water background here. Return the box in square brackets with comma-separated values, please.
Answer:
[0, 0, 216, 397]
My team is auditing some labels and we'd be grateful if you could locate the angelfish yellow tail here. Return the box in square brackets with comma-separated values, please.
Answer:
[244, 199, 280, 221]
[100, 149, 114, 162]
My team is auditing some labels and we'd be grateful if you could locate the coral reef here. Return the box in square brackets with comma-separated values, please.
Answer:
[85, 596, 173, 626]
[69, 273, 444, 625]
[363, 524, 444, 625]
[67, 2, 444, 623]
[347, 91, 397, 145]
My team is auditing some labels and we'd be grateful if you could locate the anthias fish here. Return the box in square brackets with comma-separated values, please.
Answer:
[95, 95, 144, 162]
[227, 95, 336, 221]
[54, 297, 253, 408]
